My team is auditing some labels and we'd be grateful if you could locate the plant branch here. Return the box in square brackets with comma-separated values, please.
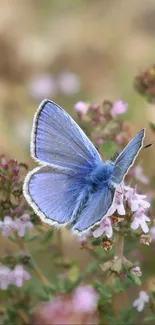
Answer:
[14, 232, 50, 286]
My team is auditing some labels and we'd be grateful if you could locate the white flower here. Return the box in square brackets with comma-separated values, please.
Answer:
[124, 186, 150, 212]
[0, 265, 11, 290]
[14, 214, 33, 237]
[133, 291, 149, 312]
[131, 208, 150, 233]
[0, 216, 17, 236]
[114, 191, 126, 215]
[8, 265, 30, 287]
[93, 217, 113, 238]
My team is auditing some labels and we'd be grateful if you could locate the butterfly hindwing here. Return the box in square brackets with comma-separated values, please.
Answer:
[72, 185, 115, 234]
[23, 166, 84, 226]
[111, 129, 145, 185]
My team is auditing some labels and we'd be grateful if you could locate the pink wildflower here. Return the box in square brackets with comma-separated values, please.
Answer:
[32, 285, 98, 324]
[72, 285, 98, 313]
[96, 137, 104, 145]
[131, 266, 142, 277]
[110, 100, 128, 118]
[115, 134, 125, 145]
[74, 101, 89, 115]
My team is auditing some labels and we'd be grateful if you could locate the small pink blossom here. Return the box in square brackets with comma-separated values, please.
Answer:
[131, 208, 150, 233]
[133, 291, 149, 312]
[93, 217, 113, 238]
[74, 101, 89, 115]
[96, 137, 104, 145]
[133, 166, 149, 184]
[131, 266, 142, 277]
[32, 285, 98, 325]
[8, 265, 30, 287]
[72, 285, 98, 313]
[110, 100, 128, 118]
[14, 214, 33, 237]
[115, 134, 124, 145]
[0, 265, 11, 290]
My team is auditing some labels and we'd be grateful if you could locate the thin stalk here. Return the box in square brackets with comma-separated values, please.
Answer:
[116, 232, 124, 258]
[14, 232, 50, 286]
[57, 229, 63, 256]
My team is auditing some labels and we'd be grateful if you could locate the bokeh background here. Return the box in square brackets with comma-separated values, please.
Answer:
[1, 0, 155, 162]
[1, 0, 155, 297]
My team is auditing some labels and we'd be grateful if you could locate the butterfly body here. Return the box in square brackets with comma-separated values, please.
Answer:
[87, 161, 114, 192]
[23, 99, 145, 235]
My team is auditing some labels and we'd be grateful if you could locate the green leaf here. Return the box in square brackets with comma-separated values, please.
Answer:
[94, 280, 112, 298]
[91, 238, 103, 246]
[128, 273, 141, 286]
[149, 121, 155, 133]
[41, 228, 54, 243]
[8, 236, 16, 242]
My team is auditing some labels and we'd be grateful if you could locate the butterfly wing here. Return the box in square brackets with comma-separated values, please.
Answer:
[72, 185, 115, 234]
[111, 129, 145, 185]
[23, 166, 85, 226]
[31, 99, 102, 172]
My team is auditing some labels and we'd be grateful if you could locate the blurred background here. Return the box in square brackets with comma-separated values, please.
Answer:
[1, 0, 155, 289]
[1, 0, 155, 163]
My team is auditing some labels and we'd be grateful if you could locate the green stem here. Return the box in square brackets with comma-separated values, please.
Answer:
[57, 229, 63, 256]
[116, 232, 124, 258]
[14, 232, 50, 286]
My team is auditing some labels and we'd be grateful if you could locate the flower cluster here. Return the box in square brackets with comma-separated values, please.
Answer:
[73, 99, 130, 151]
[32, 285, 98, 325]
[0, 264, 30, 290]
[92, 184, 150, 238]
[0, 214, 33, 237]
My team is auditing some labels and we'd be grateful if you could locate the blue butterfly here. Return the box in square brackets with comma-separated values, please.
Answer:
[23, 99, 145, 235]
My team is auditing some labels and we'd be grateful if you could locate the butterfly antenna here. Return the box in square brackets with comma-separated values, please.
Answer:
[143, 142, 154, 149]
